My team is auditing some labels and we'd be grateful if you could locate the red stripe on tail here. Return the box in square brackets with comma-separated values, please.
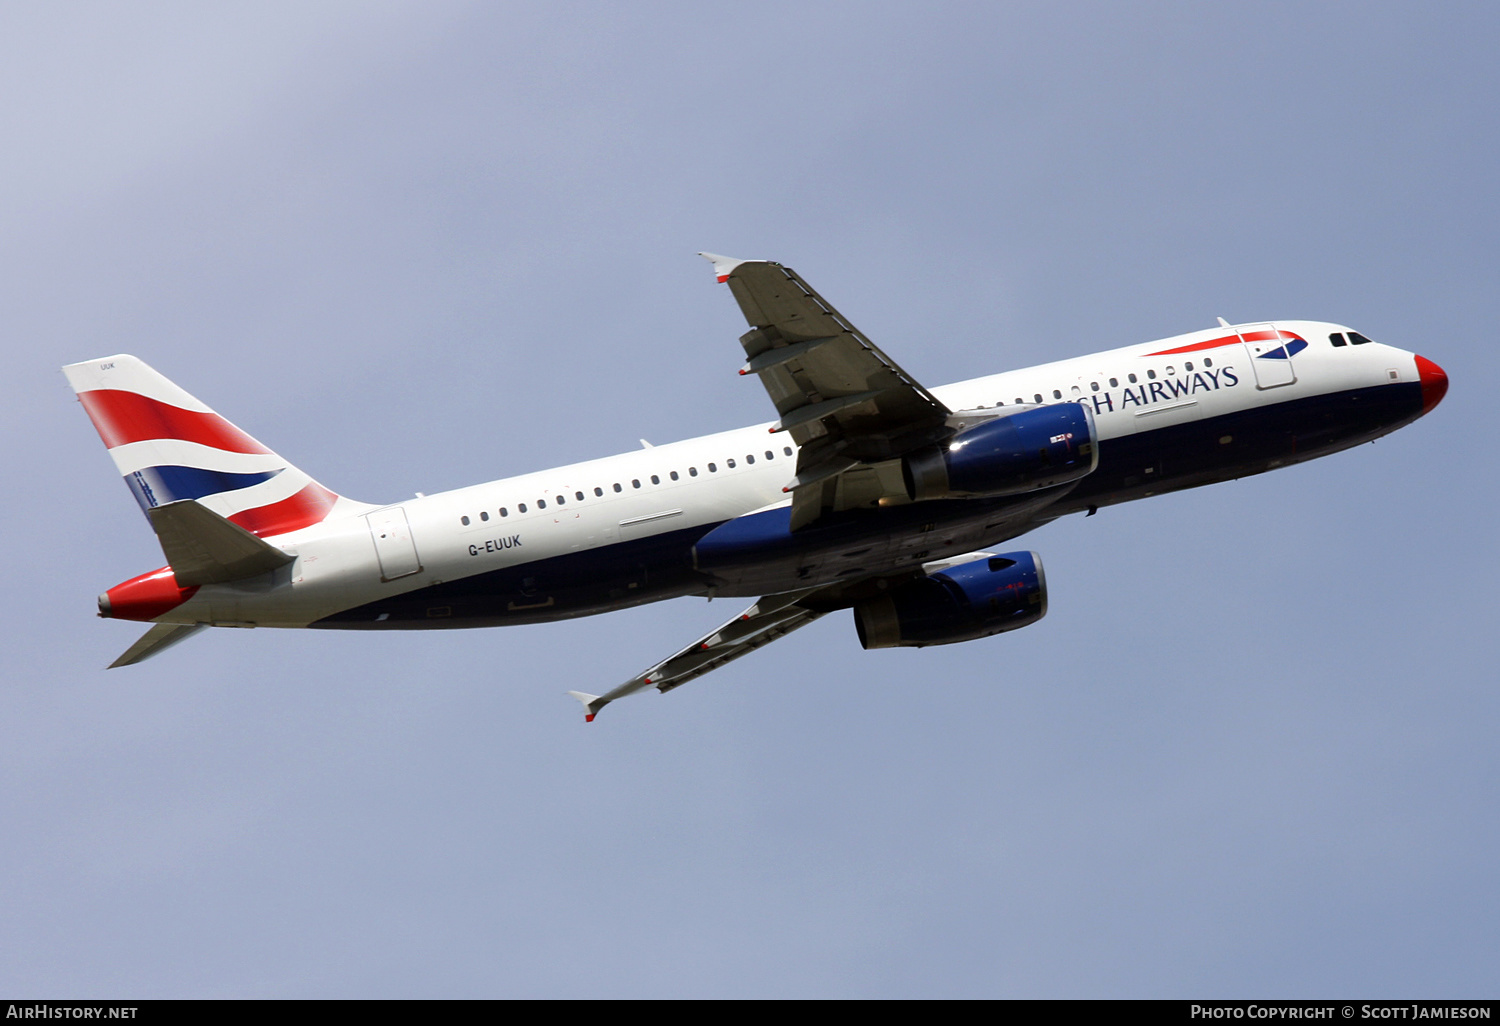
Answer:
[228, 482, 339, 538]
[77, 390, 271, 454]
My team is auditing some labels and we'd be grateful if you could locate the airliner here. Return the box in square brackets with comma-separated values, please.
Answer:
[65, 253, 1448, 720]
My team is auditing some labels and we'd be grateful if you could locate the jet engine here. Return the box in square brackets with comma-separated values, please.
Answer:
[903, 404, 1097, 501]
[854, 551, 1047, 649]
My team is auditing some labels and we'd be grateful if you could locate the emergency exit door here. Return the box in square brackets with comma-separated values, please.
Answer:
[365, 506, 422, 581]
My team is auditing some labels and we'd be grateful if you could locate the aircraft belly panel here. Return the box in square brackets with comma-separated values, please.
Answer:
[1063, 378, 1425, 512]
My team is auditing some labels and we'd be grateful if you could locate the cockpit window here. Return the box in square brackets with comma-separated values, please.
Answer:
[1349, 331, 1375, 346]
[1329, 332, 1348, 347]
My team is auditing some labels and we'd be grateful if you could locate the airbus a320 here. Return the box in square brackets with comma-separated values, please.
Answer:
[65, 254, 1448, 720]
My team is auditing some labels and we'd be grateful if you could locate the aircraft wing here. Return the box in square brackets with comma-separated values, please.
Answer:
[567, 589, 827, 721]
[700, 254, 952, 529]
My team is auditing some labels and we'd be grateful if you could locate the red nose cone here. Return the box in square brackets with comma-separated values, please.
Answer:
[103, 566, 198, 622]
[1415, 355, 1448, 414]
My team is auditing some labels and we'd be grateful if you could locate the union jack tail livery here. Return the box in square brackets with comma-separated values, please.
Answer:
[63, 355, 349, 538]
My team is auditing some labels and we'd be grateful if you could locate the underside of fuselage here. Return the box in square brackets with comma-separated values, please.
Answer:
[310, 377, 1427, 631]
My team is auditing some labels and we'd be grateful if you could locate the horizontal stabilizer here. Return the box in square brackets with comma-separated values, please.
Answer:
[109, 622, 207, 668]
[147, 499, 295, 587]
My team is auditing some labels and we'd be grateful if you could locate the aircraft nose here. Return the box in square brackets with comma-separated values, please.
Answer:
[1415, 355, 1448, 414]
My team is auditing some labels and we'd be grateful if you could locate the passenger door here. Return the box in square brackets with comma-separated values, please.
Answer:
[1238, 322, 1297, 390]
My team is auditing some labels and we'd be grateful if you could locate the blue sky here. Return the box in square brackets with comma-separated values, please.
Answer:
[3, 1, 1497, 997]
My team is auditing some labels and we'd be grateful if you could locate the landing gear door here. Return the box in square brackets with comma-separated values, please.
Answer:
[365, 506, 422, 581]
[1238, 322, 1297, 390]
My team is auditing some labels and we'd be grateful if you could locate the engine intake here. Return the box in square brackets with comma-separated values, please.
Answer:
[904, 404, 1097, 501]
[854, 551, 1047, 649]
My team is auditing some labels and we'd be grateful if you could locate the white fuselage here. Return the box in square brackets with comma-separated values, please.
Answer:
[153, 320, 1426, 630]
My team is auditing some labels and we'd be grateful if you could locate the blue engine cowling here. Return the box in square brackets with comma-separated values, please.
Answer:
[903, 404, 1097, 501]
[853, 551, 1047, 649]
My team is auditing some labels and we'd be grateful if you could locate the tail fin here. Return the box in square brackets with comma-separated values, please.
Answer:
[63, 355, 351, 538]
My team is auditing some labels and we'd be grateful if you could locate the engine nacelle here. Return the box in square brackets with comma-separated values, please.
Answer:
[903, 404, 1097, 501]
[854, 551, 1047, 649]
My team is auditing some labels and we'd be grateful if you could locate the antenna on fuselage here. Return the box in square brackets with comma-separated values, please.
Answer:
[1217, 317, 1232, 328]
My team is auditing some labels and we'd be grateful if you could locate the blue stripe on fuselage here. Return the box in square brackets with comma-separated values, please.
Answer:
[311, 379, 1424, 630]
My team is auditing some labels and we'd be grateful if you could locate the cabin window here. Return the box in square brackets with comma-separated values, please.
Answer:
[1033, 393, 1043, 403]
[689, 467, 698, 476]
[650, 475, 660, 485]
[480, 511, 489, 521]
[1203, 357, 1213, 367]
[632, 479, 641, 489]
[1090, 381, 1099, 391]
[727, 458, 737, 469]
[783, 446, 793, 456]
[1109, 377, 1119, 387]
[1128, 374, 1138, 383]
[746, 454, 755, 464]
[556, 495, 564, 505]
[1147, 369, 1157, 379]
[708, 463, 718, 472]
[461, 516, 470, 526]
[1166, 365, 1175, 375]
[670, 470, 679, 481]
[518, 503, 527, 513]
[1329, 332, 1348, 347]
[576, 491, 585, 501]
[1185, 361, 1194, 371]
[500, 508, 509, 517]
[594, 487, 603, 497]
[765, 450, 775, 460]
[537, 499, 546, 509]
[613, 483, 622, 493]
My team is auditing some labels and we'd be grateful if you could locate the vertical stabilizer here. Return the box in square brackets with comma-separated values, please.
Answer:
[63, 355, 357, 538]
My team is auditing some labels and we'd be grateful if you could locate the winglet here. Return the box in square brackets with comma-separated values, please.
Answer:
[566, 690, 603, 722]
[698, 252, 755, 284]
